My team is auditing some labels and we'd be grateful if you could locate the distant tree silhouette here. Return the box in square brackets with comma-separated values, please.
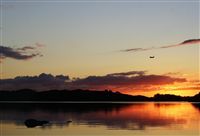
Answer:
[189, 92, 200, 102]
[0, 89, 199, 102]
[153, 94, 184, 101]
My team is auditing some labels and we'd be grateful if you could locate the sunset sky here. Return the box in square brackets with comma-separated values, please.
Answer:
[0, 0, 199, 96]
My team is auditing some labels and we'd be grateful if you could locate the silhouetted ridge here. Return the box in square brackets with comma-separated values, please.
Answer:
[0, 89, 199, 102]
[189, 92, 200, 102]
[0, 89, 149, 101]
[153, 94, 185, 101]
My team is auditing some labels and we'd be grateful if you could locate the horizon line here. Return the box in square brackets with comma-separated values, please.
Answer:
[0, 101, 199, 104]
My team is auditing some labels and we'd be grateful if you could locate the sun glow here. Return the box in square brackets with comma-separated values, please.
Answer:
[124, 82, 199, 97]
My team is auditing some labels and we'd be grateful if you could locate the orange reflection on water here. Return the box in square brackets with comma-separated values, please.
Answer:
[1, 103, 199, 136]
[85, 103, 199, 130]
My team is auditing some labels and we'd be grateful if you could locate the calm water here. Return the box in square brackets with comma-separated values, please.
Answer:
[0, 102, 199, 136]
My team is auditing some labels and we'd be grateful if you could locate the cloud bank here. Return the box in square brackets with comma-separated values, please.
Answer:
[0, 73, 70, 91]
[0, 71, 187, 92]
[121, 39, 200, 52]
[73, 72, 186, 86]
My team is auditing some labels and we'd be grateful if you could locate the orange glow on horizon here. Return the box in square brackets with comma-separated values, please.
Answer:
[104, 83, 200, 97]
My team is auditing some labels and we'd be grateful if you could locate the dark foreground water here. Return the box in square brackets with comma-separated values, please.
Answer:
[0, 102, 199, 136]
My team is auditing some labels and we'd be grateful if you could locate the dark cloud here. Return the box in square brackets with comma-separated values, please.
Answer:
[0, 71, 187, 91]
[122, 39, 200, 52]
[121, 47, 155, 52]
[160, 39, 200, 48]
[107, 71, 146, 76]
[0, 45, 43, 61]
[160, 44, 180, 49]
[71, 72, 187, 93]
[163, 72, 183, 76]
[55, 75, 70, 80]
[73, 73, 186, 86]
[17, 46, 36, 51]
[180, 39, 200, 45]
[0, 73, 70, 91]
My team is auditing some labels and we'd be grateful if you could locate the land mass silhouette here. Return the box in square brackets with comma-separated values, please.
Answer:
[0, 89, 199, 102]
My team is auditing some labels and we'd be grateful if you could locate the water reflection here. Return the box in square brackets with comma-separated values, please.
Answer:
[192, 103, 200, 111]
[0, 102, 199, 135]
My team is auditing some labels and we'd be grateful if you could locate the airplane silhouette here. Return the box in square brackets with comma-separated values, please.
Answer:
[149, 56, 155, 58]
